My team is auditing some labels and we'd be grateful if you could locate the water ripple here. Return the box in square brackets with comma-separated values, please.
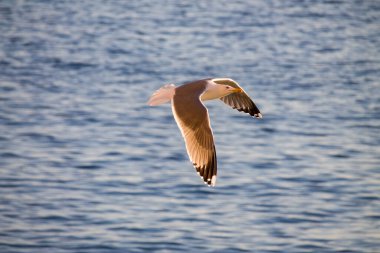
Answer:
[0, 0, 379, 253]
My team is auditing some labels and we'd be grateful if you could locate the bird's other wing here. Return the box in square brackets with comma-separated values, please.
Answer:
[213, 78, 262, 118]
[172, 92, 217, 186]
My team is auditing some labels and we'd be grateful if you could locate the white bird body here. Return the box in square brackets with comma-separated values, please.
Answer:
[148, 78, 262, 186]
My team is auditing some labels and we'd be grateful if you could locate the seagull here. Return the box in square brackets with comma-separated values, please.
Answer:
[148, 78, 262, 186]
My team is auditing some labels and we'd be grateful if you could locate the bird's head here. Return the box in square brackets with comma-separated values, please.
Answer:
[221, 84, 243, 95]
[212, 78, 243, 96]
[201, 78, 243, 101]
[202, 83, 241, 101]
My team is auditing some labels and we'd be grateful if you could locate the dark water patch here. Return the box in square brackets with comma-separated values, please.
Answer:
[297, 244, 331, 251]
[37, 215, 71, 222]
[62, 244, 120, 251]
[0, 59, 10, 66]
[159, 216, 213, 224]
[262, 127, 276, 133]
[0, 183, 26, 188]
[287, 130, 329, 137]
[132, 240, 185, 250]
[0, 85, 15, 92]
[164, 152, 187, 161]
[269, 229, 294, 239]
[329, 153, 350, 159]
[4, 118, 37, 127]
[274, 216, 322, 224]
[282, 153, 301, 161]
[218, 247, 252, 252]
[364, 215, 380, 220]
[51, 59, 97, 70]
[354, 195, 379, 202]
[177, 186, 217, 195]
[307, 143, 340, 150]
[0, 242, 50, 249]
[103, 151, 123, 156]
[300, 210, 334, 219]
[127, 156, 145, 162]
[75, 164, 103, 170]
[254, 190, 288, 198]
[95, 180, 138, 188]
[107, 48, 130, 55]
[0, 152, 23, 159]
[18, 132, 60, 143]
[252, 161, 278, 169]
[280, 176, 313, 183]
[316, 47, 341, 53]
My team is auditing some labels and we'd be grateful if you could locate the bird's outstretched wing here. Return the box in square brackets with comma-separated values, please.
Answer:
[172, 88, 217, 186]
[213, 78, 262, 118]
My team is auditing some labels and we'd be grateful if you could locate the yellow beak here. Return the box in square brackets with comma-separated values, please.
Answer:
[232, 88, 243, 93]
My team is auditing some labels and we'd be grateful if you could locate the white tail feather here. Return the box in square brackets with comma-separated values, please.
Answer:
[148, 84, 176, 106]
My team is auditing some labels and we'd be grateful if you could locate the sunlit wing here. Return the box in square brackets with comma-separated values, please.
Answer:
[172, 92, 217, 186]
[212, 78, 262, 118]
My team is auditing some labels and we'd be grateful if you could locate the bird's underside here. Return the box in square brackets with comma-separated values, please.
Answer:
[149, 78, 262, 186]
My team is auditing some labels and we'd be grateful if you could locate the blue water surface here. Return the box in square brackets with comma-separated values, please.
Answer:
[0, 1, 379, 252]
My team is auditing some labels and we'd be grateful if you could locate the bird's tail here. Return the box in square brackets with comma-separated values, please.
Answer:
[147, 84, 176, 106]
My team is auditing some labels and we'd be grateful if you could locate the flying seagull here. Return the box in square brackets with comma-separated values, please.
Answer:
[148, 78, 262, 186]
